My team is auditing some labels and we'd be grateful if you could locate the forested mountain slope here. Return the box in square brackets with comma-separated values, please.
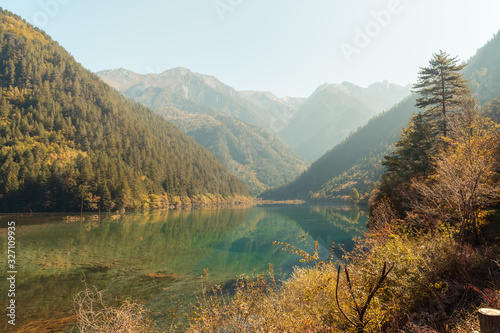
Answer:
[464, 32, 500, 104]
[260, 96, 417, 200]
[262, 30, 500, 202]
[0, 9, 247, 212]
[279, 81, 411, 161]
[160, 108, 308, 195]
[98, 68, 309, 195]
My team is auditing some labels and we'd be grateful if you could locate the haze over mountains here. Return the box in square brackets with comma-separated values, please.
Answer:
[280, 81, 412, 160]
[262, 31, 500, 201]
[98, 67, 411, 194]
[98, 68, 309, 195]
[98, 67, 297, 132]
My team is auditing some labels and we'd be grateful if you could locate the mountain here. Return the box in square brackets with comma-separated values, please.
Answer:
[160, 108, 308, 195]
[98, 68, 309, 195]
[279, 81, 412, 161]
[98, 67, 300, 131]
[98, 68, 306, 132]
[262, 30, 500, 202]
[463, 32, 500, 104]
[260, 96, 417, 200]
[0, 9, 248, 212]
[238, 90, 305, 132]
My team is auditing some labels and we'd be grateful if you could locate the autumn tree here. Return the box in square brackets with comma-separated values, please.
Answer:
[413, 51, 470, 138]
[376, 112, 436, 217]
[484, 94, 500, 124]
[350, 187, 360, 205]
[409, 97, 500, 243]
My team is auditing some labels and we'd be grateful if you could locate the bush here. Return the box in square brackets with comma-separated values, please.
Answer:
[73, 284, 159, 333]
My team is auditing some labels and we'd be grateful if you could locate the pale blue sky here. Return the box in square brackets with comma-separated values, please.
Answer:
[2, 0, 500, 97]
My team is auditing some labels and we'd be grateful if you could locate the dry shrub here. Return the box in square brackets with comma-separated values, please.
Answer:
[349, 227, 500, 331]
[187, 261, 349, 332]
[187, 242, 340, 332]
[73, 284, 158, 333]
[369, 198, 400, 232]
[187, 246, 395, 332]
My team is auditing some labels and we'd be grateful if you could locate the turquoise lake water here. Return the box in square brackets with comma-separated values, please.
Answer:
[0, 205, 366, 331]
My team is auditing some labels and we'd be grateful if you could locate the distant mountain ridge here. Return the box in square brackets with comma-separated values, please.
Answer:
[99, 67, 411, 163]
[262, 29, 500, 202]
[98, 68, 309, 195]
[279, 81, 412, 161]
[98, 67, 297, 132]
[238, 90, 305, 131]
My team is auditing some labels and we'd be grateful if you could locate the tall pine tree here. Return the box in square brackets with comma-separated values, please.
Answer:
[413, 50, 470, 138]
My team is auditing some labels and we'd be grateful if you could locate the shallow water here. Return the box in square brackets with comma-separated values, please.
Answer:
[0, 205, 366, 332]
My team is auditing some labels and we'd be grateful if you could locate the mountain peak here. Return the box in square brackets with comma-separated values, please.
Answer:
[161, 67, 192, 76]
[96, 68, 142, 91]
[97, 67, 137, 76]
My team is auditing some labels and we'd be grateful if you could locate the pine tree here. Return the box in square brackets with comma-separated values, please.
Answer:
[413, 51, 470, 138]
[383, 113, 435, 182]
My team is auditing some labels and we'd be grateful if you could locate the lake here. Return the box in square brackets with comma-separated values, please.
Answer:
[0, 205, 366, 332]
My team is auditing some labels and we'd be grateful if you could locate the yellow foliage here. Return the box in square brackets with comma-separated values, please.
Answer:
[45, 145, 87, 167]
[1, 15, 48, 43]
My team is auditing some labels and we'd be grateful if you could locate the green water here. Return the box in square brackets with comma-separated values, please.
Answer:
[0, 205, 366, 332]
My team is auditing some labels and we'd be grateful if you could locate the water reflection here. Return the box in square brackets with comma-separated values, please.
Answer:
[0, 205, 366, 332]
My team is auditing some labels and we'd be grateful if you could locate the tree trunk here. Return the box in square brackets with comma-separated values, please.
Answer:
[479, 308, 500, 333]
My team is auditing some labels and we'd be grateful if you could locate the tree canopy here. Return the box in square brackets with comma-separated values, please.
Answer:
[0, 9, 248, 212]
[413, 50, 470, 138]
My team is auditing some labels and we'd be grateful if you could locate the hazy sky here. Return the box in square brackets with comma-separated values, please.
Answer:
[2, 0, 500, 97]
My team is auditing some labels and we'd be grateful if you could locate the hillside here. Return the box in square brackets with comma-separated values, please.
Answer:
[464, 32, 500, 104]
[0, 9, 248, 212]
[262, 30, 500, 202]
[98, 68, 309, 195]
[261, 96, 417, 200]
[279, 81, 411, 161]
[161, 108, 308, 195]
[237, 90, 305, 132]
